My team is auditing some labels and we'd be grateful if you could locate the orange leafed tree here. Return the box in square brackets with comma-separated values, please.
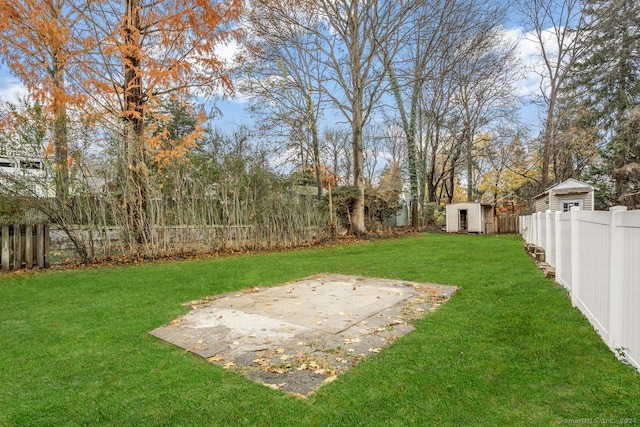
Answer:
[0, 0, 91, 200]
[81, 0, 243, 244]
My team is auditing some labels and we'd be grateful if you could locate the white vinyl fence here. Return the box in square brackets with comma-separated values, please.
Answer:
[521, 207, 640, 371]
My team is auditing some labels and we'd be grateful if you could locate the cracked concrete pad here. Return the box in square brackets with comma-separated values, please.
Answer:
[150, 273, 457, 396]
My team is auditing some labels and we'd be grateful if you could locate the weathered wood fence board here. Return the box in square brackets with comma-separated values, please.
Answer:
[0, 224, 49, 272]
[495, 215, 520, 234]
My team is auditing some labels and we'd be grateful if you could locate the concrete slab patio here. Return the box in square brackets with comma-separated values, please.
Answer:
[150, 273, 457, 396]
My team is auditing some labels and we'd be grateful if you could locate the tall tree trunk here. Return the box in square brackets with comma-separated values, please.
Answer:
[427, 125, 440, 203]
[312, 128, 323, 199]
[307, 95, 323, 199]
[466, 130, 474, 201]
[123, 0, 150, 245]
[541, 91, 556, 191]
[386, 58, 420, 227]
[447, 144, 462, 203]
[351, 102, 366, 236]
[51, 59, 69, 203]
[348, 13, 366, 237]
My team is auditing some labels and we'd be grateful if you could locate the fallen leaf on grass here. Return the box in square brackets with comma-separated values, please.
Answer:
[263, 383, 281, 390]
[323, 375, 338, 384]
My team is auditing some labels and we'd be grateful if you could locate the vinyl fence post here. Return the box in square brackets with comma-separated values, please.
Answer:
[554, 212, 563, 284]
[570, 206, 581, 307]
[546, 210, 554, 267]
[608, 206, 627, 353]
[531, 212, 540, 246]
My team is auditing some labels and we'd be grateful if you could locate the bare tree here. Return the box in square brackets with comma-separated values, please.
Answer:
[380, 123, 406, 174]
[381, 0, 516, 217]
[422, 57, 458, 205]
[363, 124, 384, 186]
[311, 0, 408, 235]
[519, 0, 583, 190]
[380, 0, 458, 224]
[321, 126, 351, 184]
[242, 0, 328, 198]
[450, 23, 520, 201]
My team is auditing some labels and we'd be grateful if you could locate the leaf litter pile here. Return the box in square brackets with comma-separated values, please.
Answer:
[150, 274, 457, 397]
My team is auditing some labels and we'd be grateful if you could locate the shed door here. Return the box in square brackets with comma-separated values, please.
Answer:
[459, 210, 468, 231]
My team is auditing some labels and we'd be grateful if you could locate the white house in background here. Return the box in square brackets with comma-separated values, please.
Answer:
[0, 152, 53, 198]
[532, 178, 595, 213]
[445, 202, 494, 234]
[391, 190, 410, 226]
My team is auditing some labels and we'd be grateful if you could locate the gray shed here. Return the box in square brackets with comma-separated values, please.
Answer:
[532, 178, 595, 212]
[445, 202, 494, 234]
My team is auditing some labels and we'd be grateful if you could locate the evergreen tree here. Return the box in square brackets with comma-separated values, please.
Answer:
[566, 0, 640, 206]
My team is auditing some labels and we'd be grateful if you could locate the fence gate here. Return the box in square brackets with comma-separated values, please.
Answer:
[0, 224, 50, 272]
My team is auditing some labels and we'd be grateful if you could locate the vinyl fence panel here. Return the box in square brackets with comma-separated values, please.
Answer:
[521, 207, 640, 371]
[612, 209, 640, 369]
[555, 212, 572, 290]
[571, 210, 612, 341]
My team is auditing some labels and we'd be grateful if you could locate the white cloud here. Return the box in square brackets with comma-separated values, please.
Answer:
[216, 39, 240, 66]
[505, 25, 571, 101]
[501, 27, 541, 99]
[0, 71, 28, 103]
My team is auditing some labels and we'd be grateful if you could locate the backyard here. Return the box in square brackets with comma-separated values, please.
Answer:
[0, 233, 638, 426]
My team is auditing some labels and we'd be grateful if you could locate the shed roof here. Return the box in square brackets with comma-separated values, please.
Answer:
[532, 178, 594, 200]
[446, 202, 493, 207]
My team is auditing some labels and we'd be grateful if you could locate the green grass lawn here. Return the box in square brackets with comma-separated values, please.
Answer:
[1, 233, 638, 426]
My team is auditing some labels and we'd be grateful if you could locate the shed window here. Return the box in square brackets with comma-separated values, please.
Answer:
[562, 199, 582, 212]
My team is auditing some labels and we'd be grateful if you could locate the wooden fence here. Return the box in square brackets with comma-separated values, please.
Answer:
[0, 224, 50, 272]
[520, 207, 640, 372]
[495, 215, 520, 234]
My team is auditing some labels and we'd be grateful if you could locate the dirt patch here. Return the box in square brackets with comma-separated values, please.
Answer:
[150, 273, 457, 396]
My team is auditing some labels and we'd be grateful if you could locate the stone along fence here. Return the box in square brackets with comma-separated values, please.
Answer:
[520, 207, 640, 372]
